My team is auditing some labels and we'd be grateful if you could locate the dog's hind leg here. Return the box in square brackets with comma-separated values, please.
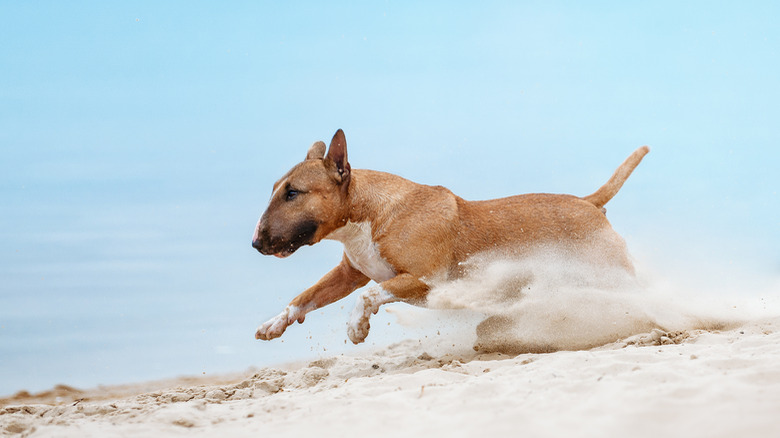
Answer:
[347, 274, 429, 344]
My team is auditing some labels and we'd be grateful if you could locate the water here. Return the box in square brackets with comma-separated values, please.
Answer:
[0, 189, 359, 396]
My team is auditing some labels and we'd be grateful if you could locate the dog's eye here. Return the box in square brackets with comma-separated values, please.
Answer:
[285, 189, 299, 201]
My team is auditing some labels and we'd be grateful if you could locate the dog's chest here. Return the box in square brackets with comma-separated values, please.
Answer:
[326, 221, 396, 283]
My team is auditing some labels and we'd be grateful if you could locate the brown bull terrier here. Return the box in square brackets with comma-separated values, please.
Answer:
[252, 129, 649, 344]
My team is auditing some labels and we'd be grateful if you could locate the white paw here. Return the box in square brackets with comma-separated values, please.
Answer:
[347, 296, 372, 344]
[347, 288, 395, 344]
[256, 306, 302, 340]
[347, 322, 370, 344]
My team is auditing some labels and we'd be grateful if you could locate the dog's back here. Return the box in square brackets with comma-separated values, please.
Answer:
[452, 147, 649, 273]
[454, 193, 632, 273]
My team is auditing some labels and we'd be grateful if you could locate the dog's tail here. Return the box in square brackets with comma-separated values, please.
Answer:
[582, 146, 650, 209]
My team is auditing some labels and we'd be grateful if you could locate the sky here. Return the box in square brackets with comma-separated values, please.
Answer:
[0, 1, 778, 395]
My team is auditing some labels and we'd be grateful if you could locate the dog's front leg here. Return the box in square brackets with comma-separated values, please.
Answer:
[347, 273, 429, 344]
[256, 254, 370, 340]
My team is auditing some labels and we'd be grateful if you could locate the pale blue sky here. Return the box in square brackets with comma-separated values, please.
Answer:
[1, 1, 778, 394]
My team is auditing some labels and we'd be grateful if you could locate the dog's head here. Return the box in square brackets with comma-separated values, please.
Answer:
[252, 129, 352, 258]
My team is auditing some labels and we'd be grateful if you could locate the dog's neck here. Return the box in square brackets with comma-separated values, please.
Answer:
[343, 169, 411, 226]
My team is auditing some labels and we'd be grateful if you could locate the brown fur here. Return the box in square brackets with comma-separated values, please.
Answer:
[252, 129, 649, 341]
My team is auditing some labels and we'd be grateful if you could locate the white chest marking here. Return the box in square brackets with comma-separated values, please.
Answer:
[326, 221, 396, 283]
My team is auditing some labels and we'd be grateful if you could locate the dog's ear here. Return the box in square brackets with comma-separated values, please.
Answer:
[306, 141, 326, 160]
[326, 129, 351, 185]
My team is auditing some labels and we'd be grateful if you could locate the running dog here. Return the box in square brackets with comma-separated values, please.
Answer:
[252, 129, 649, 344]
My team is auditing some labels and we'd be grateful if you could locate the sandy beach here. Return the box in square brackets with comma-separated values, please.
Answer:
[3, 314, 779, 438]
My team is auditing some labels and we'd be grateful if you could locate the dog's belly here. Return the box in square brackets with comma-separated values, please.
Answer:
[325, 221, 396, 283]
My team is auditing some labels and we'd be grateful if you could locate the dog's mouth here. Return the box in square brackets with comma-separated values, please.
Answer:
[273, 247, 298, 258]
[253, 240, 302, 258]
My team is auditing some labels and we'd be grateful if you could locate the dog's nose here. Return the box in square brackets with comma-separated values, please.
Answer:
[252, 239, 263, 252]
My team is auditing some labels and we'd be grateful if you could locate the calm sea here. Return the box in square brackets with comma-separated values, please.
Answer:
[0, 190, 367, 396]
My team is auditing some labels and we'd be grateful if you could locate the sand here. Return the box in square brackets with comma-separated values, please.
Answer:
[2, 317, 780, 438]
[3, 254, 779, 437]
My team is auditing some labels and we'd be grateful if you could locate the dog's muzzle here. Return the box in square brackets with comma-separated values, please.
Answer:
[251, 219, 318, 258]
[252, 238, 296, 258]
